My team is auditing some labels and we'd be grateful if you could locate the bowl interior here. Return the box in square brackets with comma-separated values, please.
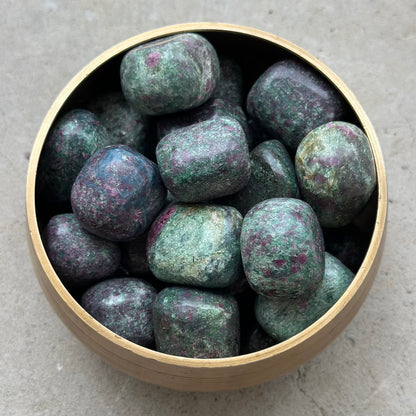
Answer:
[27, 23, 386, 391]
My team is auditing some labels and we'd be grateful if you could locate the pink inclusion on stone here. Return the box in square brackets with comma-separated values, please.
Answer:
[145, 52, 161, 68]
[296, 253, 308, 264]
[314, 173, 327, 184]
[300, 299, 308, 312]
[146, 205, 177, 253]
[263, 268, 273, 277]
[273, 259, 286, 268]
[291, 264, 300, 273]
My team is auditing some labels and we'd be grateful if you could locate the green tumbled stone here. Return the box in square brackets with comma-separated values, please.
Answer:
[295, 121, 377, 228]
[38, 109, 111, 203]
[247, 59, 346, 152]
[44, 213, 120, 290]
[156, 116, 251, 202]
[81, 277, 157, 347]
[120, 33, 220, 115]
[223, 140, 300, 215]
[156, 97, 249, 144]
[240, 198, 325, 299]
[147, 203, 243, 288]
[211, 56, 244, 106]
[87, 91, 154, 159]
[153, 286, 240, 358]
[255, 252, 354, 341]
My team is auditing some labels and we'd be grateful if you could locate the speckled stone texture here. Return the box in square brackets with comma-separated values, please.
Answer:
[246, 59, 346, 152]
[37, 109, 111, 202]
[81, 277, 157, 346]
[255, 252, 354, 341]
[240, 198, 325, 299]
[156, 116, 250, 202]
[156, 97, 249, 143]
[71, 145, 166, 242]
[147, 203, 243, 288]
[120, 33, 220, 115]
[153, 286, 239, 358]
[211, 56, 244, 106]
[295, 121, 377, 228]
[44, 213, 120, 289]
[223, 139, 300, 215]
[86, 91, 153, 159]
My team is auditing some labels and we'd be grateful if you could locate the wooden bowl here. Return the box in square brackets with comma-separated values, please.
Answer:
[26, 22, 387, 391]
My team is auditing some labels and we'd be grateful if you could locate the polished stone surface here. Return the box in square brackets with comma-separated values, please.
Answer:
[241, 198, 325, 299]
[120, 33, 220, 115]
[247, 60, 346, 152]
[295, 121, 376, 228]
[255, 252, 354, 342]
[147, 203, 243, 288]
[153, 286, 240, 358]
[71, 145, 166, 241]
[156, 116, 250, 202]
[81, 277, 157, 347]
[3, 2, 415, 414]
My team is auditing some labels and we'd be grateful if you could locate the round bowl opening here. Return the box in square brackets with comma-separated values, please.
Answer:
[26, 23, 387, 392]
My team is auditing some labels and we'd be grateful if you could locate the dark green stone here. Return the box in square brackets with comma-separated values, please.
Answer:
[44, 213, 120, 290]
[295, 121, 377, 228]
[38, 109, 111, 202]
[156, 97, 249, 144]
[153, 286, 239, 358]
[255, 252, 354, 341]
[223, 140, 300, 215]
[147, 203, 243, 288]
[211, 56, 244, 106]
[156, 116, 250, 202]
[240, 198, 325, 299]
[247, 59, 346, 152]
[120, 33, 220, 115]
[81, 277, 157, 346]
[87, 91, 154, 159]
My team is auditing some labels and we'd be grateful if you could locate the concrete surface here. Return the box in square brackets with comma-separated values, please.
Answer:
[1, 1, 415, 415]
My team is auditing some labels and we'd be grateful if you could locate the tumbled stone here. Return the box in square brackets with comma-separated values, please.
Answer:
[156, 116, 250, 202]
[247, 59, 346, 152]
[81, 277, 157, 346]
[240, 198, 325, 299]
[295, 121, 377, 228]
[255, 252, 354, 341]
[147, 203, 243, 288]
[211, 56, 244, 106]
[38, 109, 111, 202]
[71, 145, 166, 242]
[223, 140, 300, 215]
[87, 91, 154, 159]
[120, 33, 220, 115]
[153, 286, 239, 358]
[156, 97, 249, 143]
[44, 213, 120, 289]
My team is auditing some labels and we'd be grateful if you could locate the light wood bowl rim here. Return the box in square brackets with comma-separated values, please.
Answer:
[26, 22, 387, 383]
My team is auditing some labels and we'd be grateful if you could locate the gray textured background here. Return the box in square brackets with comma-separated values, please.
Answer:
[1, 1, 415, 415]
